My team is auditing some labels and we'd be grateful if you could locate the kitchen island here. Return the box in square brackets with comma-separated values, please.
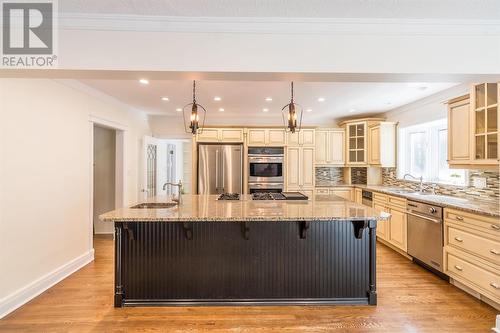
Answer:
[100, 194, 389, 307]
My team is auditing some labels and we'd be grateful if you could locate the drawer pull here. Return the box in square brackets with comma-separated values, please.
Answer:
[454, 265, 463, 271]
[490, 249, 500, 255]
[490, 282, 500, 289]
[455, 216, 464, 221]
[454, 237, 463, 243]
[491, 224, 500, 230]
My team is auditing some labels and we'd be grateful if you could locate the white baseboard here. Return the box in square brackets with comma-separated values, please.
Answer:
[0, 249, 95, 319]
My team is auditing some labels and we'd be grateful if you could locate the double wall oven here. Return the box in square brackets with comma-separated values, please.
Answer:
[248, 147, 284, 193]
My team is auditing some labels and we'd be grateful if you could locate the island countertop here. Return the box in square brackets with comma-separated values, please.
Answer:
[100, 194, 389, 222]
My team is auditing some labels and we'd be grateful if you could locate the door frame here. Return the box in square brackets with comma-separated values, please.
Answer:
[89, 115, 127, 249]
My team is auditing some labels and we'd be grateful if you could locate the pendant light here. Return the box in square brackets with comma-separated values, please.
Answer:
[281, 81, 303, 133]
[182, 80, 207, 135]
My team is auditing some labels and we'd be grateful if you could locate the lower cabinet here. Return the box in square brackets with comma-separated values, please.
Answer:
[315, 187, 353, 201]
[354, 188, 363, 204]
[388, 208, 407, 252]
[444, 208, 500, 306]
[373, 193, 408, 252]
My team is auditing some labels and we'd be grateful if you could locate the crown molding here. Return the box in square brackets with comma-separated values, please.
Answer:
[58, 14, 500, 36]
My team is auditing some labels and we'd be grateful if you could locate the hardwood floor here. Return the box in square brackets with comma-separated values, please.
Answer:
[0, 235, 496, 332]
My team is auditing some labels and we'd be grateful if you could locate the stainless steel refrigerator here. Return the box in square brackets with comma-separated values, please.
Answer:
[198, 144, 243, 194]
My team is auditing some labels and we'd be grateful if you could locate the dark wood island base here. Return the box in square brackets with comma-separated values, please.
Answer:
[113, 219, 377, 307]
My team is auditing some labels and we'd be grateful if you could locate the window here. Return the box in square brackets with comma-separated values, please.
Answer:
[398, 119, 468, 186]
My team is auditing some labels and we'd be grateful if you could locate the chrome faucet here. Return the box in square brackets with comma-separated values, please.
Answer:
[403, 173, 424, 192]
[163, 180, 183, 205]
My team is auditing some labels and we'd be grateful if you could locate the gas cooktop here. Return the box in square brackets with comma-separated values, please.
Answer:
[251, 192, 286, 200]
[217, 193, 241, 200]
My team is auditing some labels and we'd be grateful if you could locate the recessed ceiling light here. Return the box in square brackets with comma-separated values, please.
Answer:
[386, 102, 392, 105]
[349, 109, 356, 113]
[161, 97, 169, 101]
[219, 108, 225, 112]
[139, 79, 149, 85]
[317, 97, 325, 102]
[262, 108, 269, 112]
[418, 86, 428, 90]
[265, 97, 273, 102]
[306, 108, 312, 112]
[214, 96, 221, 101]
[176, 108, 182, 112]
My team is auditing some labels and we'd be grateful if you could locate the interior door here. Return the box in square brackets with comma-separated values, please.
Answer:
[141, 136, 160, 200]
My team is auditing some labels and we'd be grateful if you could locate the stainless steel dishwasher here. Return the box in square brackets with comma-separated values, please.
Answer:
[407, 200, 444, 273]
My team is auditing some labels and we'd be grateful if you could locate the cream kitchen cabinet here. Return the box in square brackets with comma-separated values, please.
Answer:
[444, 208, 500, 307]
[355, 188, 363, 204]
[287, 129, 315, 146]
[196, 128, 244, 143]
[447, 95, 471, 165]
[372, 192, 408, 252]
[470, 83, 499, 166]
[286, 146, 315, 192]
[315, 129, 345, 166]
[247, 128, 286, 146]
[368, 122, 396, 167]
[315, 187, 353, 201]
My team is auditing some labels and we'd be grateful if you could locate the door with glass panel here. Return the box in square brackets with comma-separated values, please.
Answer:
[347, 122, 367, 165]
[472, 83, 499, 164]
[141, 136, 160, 199]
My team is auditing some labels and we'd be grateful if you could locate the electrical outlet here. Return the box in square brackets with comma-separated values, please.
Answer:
[473, 177, 487, 189]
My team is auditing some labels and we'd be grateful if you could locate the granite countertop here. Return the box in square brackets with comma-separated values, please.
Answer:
[355, 185, 500, 218]
[100, 194, 390, 222]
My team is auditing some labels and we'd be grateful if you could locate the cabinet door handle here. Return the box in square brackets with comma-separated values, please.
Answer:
[455, 216, 464, 221]
[490, 282, 500, 289]
[454, 237, 463, 243]
[454, 265, 463, 271]
[490, 249, 500, 255]
[491, 224, 500, 230]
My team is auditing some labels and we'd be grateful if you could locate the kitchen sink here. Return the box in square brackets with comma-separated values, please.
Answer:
[131, 202, 178, 209]
[410, 192, 468, 203]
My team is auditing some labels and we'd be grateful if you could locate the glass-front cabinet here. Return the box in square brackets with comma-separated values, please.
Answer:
[472, 83, 499, 164]
[347, 122, 367, 164]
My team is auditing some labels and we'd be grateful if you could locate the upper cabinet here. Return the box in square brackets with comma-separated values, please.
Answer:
[197, 128, 244, 143]
[339, 118, 392, 167]
[368, 122, 396, 167]
[448, 83, 499, 168]
[247, 128, 286, 147]
[287, 129, 315, 146]
[448, 95, 471, 165]
[347, 122, 366, 165]
[315, 128, 345, 166]
[471, 83, 498, 165]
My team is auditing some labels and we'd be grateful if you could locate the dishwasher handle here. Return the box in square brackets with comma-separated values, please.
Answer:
[407, 211, 442, 224]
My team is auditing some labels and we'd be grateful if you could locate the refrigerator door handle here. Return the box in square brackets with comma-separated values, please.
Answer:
[215, 149, 219, 193]
[221, 150, 225, 192]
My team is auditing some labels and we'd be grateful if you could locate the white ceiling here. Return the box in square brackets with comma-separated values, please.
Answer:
[79, 79, 459, 123]
[60, 0, 500, 19]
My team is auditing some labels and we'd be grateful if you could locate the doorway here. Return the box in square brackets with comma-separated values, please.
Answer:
[93, 125, 116, 234]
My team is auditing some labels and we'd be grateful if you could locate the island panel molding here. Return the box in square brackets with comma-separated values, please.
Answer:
[114, 219, 377, 307]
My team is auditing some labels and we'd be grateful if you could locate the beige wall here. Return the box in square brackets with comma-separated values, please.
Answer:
[93, 126, 116, 234]
[0, 79, 150, 317]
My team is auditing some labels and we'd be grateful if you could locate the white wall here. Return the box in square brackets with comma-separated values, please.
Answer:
[0, 79, 150, 318]
[384, 83, 470, 127]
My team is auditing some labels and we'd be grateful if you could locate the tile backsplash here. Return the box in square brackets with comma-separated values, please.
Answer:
[350, 167, 367, 184]
[382, 168, 499, 202]
[315, 167, 344, 186]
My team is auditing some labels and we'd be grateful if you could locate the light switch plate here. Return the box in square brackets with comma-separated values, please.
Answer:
[473, 177, 487, 189]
